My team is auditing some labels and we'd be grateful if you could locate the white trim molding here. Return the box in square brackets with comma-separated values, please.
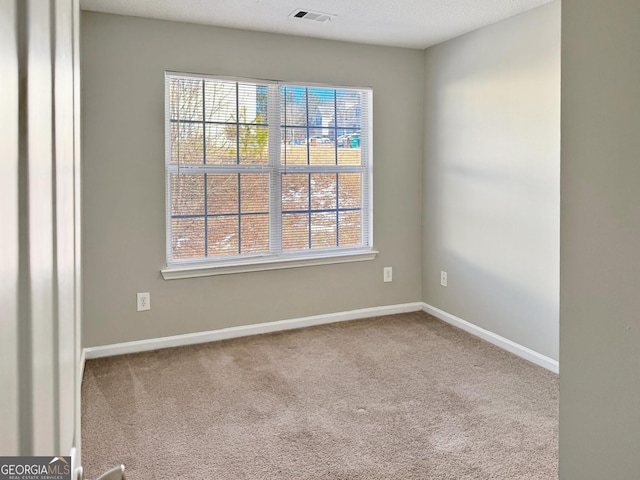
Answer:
[70, 447, 79, 480]
[84, 302, 422, 359]
[79, 349, 86, 384]
[161, 250, 378, 280]
[82, 301, 558, 375]
[422, 303, 559, 374]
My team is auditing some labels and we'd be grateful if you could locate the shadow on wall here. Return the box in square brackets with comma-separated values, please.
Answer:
[423, 3, 560, 362]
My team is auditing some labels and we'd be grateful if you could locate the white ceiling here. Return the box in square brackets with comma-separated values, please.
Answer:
[80, 0, 554, 49]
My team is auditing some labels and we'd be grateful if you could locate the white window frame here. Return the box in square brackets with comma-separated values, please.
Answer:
[161, 72, 376, 280]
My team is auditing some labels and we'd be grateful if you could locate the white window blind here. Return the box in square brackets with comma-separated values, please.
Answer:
[165, 72, 372, 268]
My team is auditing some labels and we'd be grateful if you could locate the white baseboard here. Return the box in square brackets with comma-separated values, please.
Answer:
[422, 303, 559, 374]
[79, 349, 86, 382]
[84, 302, 424, 360]
[82, 301, 558, 374]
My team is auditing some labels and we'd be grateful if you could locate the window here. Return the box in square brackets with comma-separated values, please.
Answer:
[163, 72, 374, 278]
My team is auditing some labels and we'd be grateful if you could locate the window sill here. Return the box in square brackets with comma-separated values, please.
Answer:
[161, 249, 378, 280]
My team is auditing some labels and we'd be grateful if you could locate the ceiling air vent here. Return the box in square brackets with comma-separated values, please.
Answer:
[289, 9, 335, 23]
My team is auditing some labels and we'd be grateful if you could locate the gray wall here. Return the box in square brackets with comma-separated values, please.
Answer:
[422, 2, 560, 360]
[560, 0, 640, 477]
[81, 13, 424, 347]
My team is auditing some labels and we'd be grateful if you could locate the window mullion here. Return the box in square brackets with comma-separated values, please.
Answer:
[202, 80, 209, 257]
[268, 84, 282, 255]
[361, 90, 373, 247]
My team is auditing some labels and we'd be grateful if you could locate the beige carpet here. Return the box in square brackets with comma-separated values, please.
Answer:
[82, 312, 558, 479]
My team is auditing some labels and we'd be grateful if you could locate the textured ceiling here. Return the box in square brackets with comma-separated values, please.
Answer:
[80, 0, 554, 49]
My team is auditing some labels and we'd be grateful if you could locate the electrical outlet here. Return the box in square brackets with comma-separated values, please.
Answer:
[440, 271, 448, 287]
[383, 267, 393, 283]
[137, 292, 151, 311]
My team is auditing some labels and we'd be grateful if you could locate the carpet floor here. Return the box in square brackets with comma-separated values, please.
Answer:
[82, 312, 558, 479]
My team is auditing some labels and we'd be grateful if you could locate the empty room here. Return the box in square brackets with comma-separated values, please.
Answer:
[3, 0, 640, 479]
[79, 0, 559, 477]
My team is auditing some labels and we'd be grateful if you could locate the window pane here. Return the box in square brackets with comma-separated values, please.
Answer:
[171, 123, 203, 165]
[282, 213, 309, 251]
[208, 216, 239, 257]
[205, 123, 236, 165]
[169, 78, 180, 120]
[239, 84, 268, 125]
[172, 217, 205, 260]
[309, 141, 336, 165]
[172, 77, 203, 122]
[311, 174, 336, 211]
[311, 212, 337, 249]
[170, 124, 179, 164]
[339, 211, 362, 247]
[336, 90, 361, 128]
[204, 80, 236, 123]
[308, 90, 332, 144]
[241, 214, 269, 254]
[207, 174, 238, 215]
[241, 174, 269, 213]
[255, 85, 269, 124]
[281, 86, 307, 127]
[282, 174, 309, 212]
[282, 128, 308, 165]
[337, 147, 361, 165]
[337, 129, 362, 165]
[238, 125, 269, 165]
[309, 88, 336, 128]
[338, 173, 362, 209]
[171, 174, 204, 216]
